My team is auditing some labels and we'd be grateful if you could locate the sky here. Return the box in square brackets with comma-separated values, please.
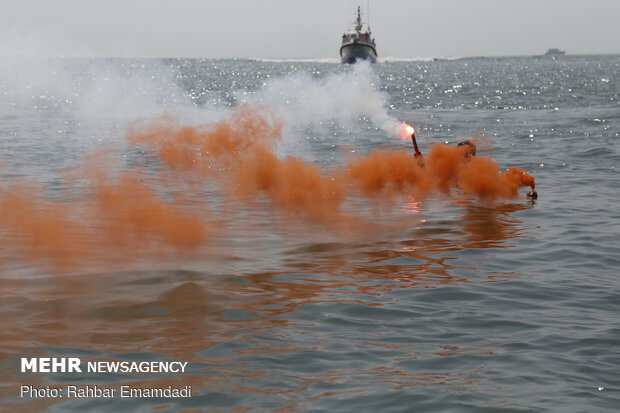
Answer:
[1, 0, 619, 58]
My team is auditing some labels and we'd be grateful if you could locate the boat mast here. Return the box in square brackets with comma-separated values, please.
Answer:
[367, 0, 371, 33]
[355, 6, 363, 32]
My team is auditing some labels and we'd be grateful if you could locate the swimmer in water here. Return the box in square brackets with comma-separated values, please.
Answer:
[457, 140, 476, 159]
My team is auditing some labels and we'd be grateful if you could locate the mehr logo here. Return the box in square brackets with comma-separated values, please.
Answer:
[21, 358, 189, 373]
[21, 358, 82, 373]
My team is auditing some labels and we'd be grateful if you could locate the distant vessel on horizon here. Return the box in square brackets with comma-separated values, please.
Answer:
[340, 6, 377, 64]
[545, 48, 565, 56]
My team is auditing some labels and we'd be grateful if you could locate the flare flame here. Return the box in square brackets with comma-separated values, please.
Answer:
[401, 123, 415, 141]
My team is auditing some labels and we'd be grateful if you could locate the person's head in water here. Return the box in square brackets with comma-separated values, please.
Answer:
[457, 140, 476, 159]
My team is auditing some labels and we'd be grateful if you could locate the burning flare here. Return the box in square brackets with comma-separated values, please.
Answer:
[401, 122, 423, 160]
[401, 123, 415, 141]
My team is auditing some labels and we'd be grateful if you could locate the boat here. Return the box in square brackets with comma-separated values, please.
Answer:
[545, 48, 565, 56]
[340, 6, 377, 64]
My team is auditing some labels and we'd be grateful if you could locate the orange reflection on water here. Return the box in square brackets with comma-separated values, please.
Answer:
[0, 194, 534, 411]
[458, 199, 535, 249]
[401, 195, 422, 215]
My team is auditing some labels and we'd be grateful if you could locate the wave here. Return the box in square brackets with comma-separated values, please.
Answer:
[250, 57, 341, 64]
[379, 56, 464, 63]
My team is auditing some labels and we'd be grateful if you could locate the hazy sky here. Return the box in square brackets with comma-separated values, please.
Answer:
[2, 0, 619, 58]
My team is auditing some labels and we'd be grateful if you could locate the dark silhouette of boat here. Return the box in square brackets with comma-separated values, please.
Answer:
[340, 6, 377, 64]
[545, 48, 565, 56]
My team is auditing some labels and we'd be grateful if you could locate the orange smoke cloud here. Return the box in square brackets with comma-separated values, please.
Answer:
[0, 188, 89, 269]
[346, 149, 432, 196]
[459, 158, 535, 200]
[129, 105, 283, 173]
[93, 176, 208, 250]
[130, 106, 534, 207]
[0, 105, 535, 272]
[346, 143, 534, 200]
[130, 105, 345, 224]
[0, 174, 208, 271]
[232, 147, 344, 223]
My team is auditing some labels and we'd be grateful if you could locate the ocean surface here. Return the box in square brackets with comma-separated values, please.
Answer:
[0, 55, 619, 412]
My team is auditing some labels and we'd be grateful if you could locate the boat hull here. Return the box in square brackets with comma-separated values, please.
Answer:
[340, 43, 377, 64]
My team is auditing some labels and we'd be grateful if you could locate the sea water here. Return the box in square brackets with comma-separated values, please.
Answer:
[0, 55, 619, 412]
